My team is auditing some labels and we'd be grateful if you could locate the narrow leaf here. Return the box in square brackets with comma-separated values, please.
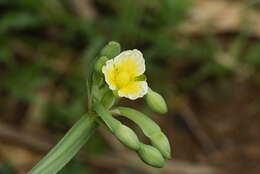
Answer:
[28, 114, 97, 174]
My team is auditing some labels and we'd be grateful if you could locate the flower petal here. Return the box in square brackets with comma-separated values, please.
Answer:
[102, 59, 116, 90]
[118, 81, 148, 100]
[114, 49, 145, 76]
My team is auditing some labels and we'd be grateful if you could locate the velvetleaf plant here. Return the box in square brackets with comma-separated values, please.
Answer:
[28, 41, 171, 174]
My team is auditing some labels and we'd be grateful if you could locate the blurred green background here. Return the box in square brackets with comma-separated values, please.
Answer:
[1, 0, 260, 174]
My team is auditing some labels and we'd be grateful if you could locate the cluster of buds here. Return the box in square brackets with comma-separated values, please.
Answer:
[89, 41, 171, 168]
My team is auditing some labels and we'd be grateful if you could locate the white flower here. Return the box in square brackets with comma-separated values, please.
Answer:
[102, 49, 148, 100]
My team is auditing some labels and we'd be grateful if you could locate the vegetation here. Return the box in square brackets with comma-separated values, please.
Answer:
[1, 0, 260, 174]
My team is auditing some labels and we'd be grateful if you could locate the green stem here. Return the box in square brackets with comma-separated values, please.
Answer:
[28, 114, 98, 174]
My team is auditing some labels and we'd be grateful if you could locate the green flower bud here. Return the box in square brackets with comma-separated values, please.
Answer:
[99, 86, 110, 97]
[151, 132, 171, 159]
[145, 88, 168, 114]
[114, 124, 140, 150]
[101, 90, 115, 109]
[101, 41, 121, 59]
[95, 56, 108, 74]
[92, 72, 103, 87]
[138, 144, 165, 168]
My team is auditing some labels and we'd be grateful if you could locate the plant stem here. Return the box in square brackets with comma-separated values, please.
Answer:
[28, 113, 98, 174]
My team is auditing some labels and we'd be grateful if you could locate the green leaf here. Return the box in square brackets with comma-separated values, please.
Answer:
[28, 114, 97, 174]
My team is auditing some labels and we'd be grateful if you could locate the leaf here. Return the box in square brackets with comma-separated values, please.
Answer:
[28, 114, 97, 174]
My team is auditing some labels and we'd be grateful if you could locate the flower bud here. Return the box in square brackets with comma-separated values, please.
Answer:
[92, 71, 104, 87]
[95, 56, 108, 74]
[99, 86, 110, 97]
[151, 132, 171, 159]
[145, 88, 168, 114]
[101, 41, 121, 59]
[101, 90, 115, 109]
[138, 144, 165, 168]
[114, 124, 140, 150]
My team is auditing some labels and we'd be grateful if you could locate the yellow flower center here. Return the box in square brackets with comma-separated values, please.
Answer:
[115, 71, 131, 88]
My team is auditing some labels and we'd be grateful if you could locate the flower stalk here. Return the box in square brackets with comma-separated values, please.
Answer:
[28, 41, 172, 174]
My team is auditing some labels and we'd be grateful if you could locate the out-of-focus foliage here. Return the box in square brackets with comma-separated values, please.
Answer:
[244, 42, 260, 67]
[58, 160, 90, 174]
[0, 162, 15, 174]
[0, 0, 191, 129]
[0, 0, 191, 172]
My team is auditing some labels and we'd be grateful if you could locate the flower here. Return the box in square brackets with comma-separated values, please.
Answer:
[102, 49, 148, 100]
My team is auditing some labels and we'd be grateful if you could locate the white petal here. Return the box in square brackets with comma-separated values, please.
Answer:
[102, 59, 114, 74]
[102, 59, 116, 90]
[118, 81, 148, 100]
[114, 49, 145, 75]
